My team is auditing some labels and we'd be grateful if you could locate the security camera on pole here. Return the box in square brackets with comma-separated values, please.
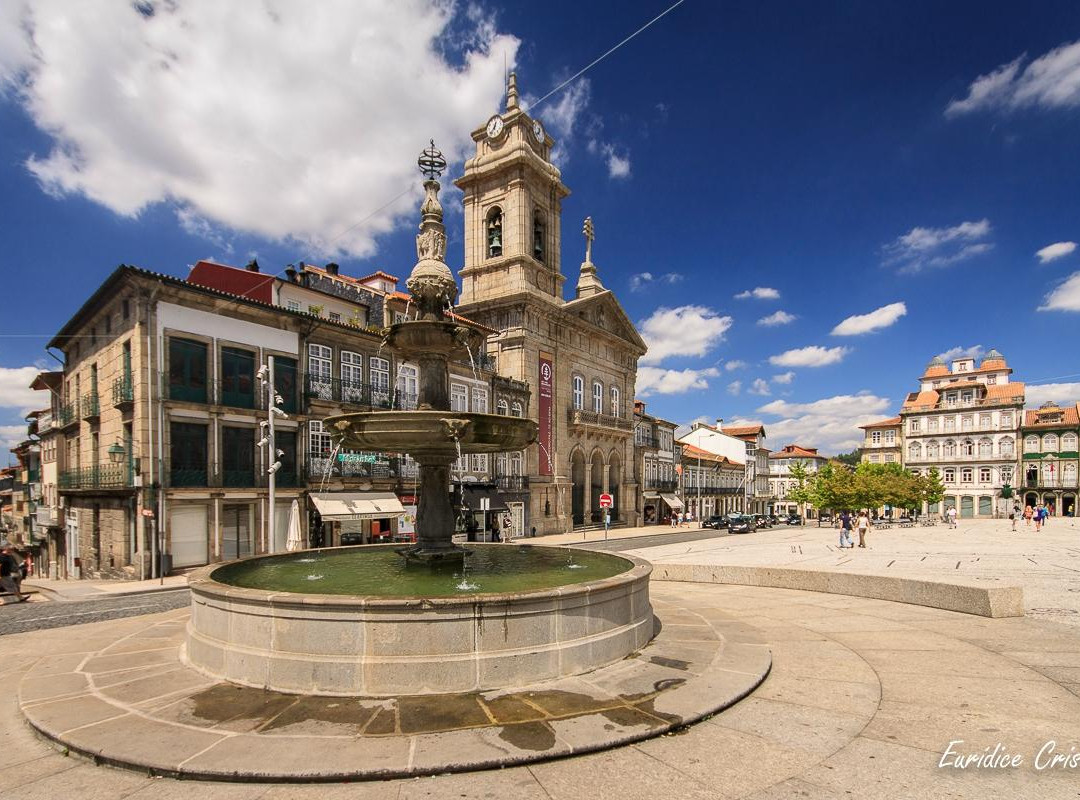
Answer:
[258, 357, 288, 554]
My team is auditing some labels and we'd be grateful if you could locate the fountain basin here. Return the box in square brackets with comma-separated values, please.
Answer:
[324, 410, 538, 456]
[383, 319, 485, 360]
[184, 545, 654, 696]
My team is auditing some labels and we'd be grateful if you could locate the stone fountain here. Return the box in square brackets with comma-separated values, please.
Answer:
[183, 144, 654, 696]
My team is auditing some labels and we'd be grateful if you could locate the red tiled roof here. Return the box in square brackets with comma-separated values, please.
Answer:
[986, 382, 1024, 401]
[722, 424, 764, 438]
[357, 270, 400, 284]
[1024, 405, 1080, 427]
[680, 443, 741, 467]
[770, 445, 822, 459]
[921, 365, 949, 378]
[901, 390, 939, 411]
[859, 416, 901, 429]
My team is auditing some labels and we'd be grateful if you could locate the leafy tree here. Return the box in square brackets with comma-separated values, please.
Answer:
[834, 448, 862, 467]
[787, 460, 813, 518]
[921, 467, 945, 509]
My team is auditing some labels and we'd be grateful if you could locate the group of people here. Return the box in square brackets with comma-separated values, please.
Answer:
[0, 542, 29, 602]
[1012, 502, 1052, 532]
[670, 510, 695, 528]
[836, 511, 871, 548]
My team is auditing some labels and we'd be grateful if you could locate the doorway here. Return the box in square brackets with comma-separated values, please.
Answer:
[221, 504, 253, 560]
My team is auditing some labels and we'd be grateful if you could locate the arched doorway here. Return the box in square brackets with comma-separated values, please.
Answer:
[570, 450, 585, 526]
[608, 453, 622, 522]
[1024, 492, 1038, 510]
[590, 451, 605, 523]
[1063, 494, 1076, 517]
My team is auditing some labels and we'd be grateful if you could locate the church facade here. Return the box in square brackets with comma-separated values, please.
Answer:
[454, 76, 647, 534]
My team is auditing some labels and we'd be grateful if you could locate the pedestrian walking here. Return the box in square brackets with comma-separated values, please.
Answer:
[856, 511, 870, 547]
[1034, 503, 1044, 533]
[1024, 505, 1033, 527]
[839, 511, 853, 548]
[946, 506, 958, 529]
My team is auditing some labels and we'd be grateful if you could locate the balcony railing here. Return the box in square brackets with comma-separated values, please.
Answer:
[112, 373, 134, 406]
[35, 505, 58, 527]
[304, 375, 394, 409]
[58, 400, 79, 427]
[907, 453, 1014, 463]
[165, 462, 304, 489]
[645, 479, 678, 492]
[635, 435, 661, 449]
[1024, 477, 1079, 489]
[567, 408, 633, 433]
[494, 475, 529, 491]
[81, 392, 100, 419]
[454, 352, 497, 373]
[307, 453, 400, 481]
[59, 463, 133, 490]
[37, 413, 54, 434]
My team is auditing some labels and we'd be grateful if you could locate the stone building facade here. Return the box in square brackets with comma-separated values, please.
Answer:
[633, 401, 680, 525]
[859, 417, 902, 465]
[769, 445, 827, 519]
[1020, 401, 1079, 516]
[899, 350, 1023, 518]
[454, 75, 646, 533]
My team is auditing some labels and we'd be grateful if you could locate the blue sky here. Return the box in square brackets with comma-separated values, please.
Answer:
[1, 0, 1079, 455]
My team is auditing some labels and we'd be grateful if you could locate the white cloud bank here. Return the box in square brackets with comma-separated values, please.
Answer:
[1039, 271, 1080, 312]
[729, 392, 893, 454]
[636, 366, 719, 397]
[639, 305, 733, 365]
[946, 39, 1080, 117]
[0, 366, 43, 414]
[629, 271, 682, 292]
[937, 345, 985, 362]
[883, 220, 993, 274]
[1036, 241, 1077, 263]
[772, 371, 794, 384]
[724, 360, 747, 371]
[1026, 383, 1080, 407]
[748, 378, 771, 396]
[0, 0, 520, 257]
[831, 301, 907, 336]
[757, 310, 796, 327]
[769, 346, 850, 368]
[735, 287, 780, 300]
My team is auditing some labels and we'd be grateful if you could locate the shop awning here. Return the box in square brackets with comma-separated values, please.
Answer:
[309, 492, 404, 521]
[660, 493, 683, 510]
[643, 492, 660, 500]
[459, 484, 510, 513]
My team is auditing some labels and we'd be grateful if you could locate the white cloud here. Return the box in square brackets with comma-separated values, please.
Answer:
[629, 271, 682, 292]
[883, 219, 993, 274]
[1026, 383, 1080, 406]
[769, 346, 850, 368]
[734, 287, 780, 300]
[757, 310, 796, 327]
[604, 147, 631, 179]
[0, 425, 29, 451]
[0, 1, 520, 257]
[830, 301, 907, 336]
[639, 305, 733, 365]
[1036, 241, 1077, 263]
[727, 380, 742, 396]
[0, 366, 43, 414]
[636, 366, 719, 396]
[1039, 271, 1080, 312]
[772, 371, 795, 384]
[946, 39, 1080, 116]
[748, 378, 771, 396]
[535, 79, 591, 167]
[724, 360, 747, 371]
[737, 392, 893, 454]
[674, 415, 709, 440]
[936, 345, 985, 362]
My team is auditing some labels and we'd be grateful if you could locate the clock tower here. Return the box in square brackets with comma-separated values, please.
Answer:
[455, 73, 570, 305]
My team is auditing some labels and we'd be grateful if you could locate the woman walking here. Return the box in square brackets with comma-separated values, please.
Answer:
[856, 511, 871, 548]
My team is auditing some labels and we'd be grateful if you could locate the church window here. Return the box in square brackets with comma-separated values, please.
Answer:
[592, 381, 603, 413]
[533, 213, 545, 262]
[496, 398, 509, 416]
[510, 401, 523, 417]
[610, 386, 620, 418]
[486, 207, 503, 258]
[572, 376, 584, 410]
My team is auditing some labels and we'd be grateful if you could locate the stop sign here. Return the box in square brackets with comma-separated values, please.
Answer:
[599, 493, 613, 508]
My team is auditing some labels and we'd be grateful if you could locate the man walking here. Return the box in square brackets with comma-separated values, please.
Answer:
[946, 505, 958, 529]
[839, 511, 853, 549]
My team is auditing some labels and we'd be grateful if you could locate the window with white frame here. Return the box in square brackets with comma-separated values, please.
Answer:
[1064, 463, 1077, 484]
[496, 398, 509, 415]
[510, 401, 523, 417]
[871, 431, 881, 444]
[471, 387, 488, 414]
[928, 418, 939, 433]
[962, 439, 975, 456]
[978, 438, 993, 456]
[1024, 435, 1039, 453]
[1000, 437, 1014, 456]
[1043, 434, 1059, 452]
[909, 442, 922, 459]
[987, 374, 997, 385]
[328, 311, 341, 323]
[909, 420, 920, 433]
[509, 451, 523, 476]
[961, 467, 973, 483]
[307, 343, 332, 399]
[980, 414, 991, 428]
[572, 375, 584, 410]
[943, 467, 955, 483]
[592, 381, 603, 413]
[869, 454, 880, 463]
[884, 453, 895, 462]
[979, 467, 991, 483]
[1063, 433, 1077, 451]
[610, 386, 620, 417]
[370, 357, 390, 405]
[962, 415, 973, 431]
[341, 351, 364, 403]
[943, 440, 956, 456]
[471, 453, 488, 474]
[926, 441, 939, 458]
[944, 416, 956, 431]
[1000, 412, 1012, 427]
[286, 300, 300, 311]
[961, 391, 973, 403]
[884, 430, 895, 445]
[1000, 466, 1013, 485]
[308, 419, 333, 459]
[450, 383, 468, 412]
[396, 364, 419, 409]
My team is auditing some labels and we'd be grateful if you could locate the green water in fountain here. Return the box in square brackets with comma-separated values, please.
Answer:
[210, 544, 632, 597]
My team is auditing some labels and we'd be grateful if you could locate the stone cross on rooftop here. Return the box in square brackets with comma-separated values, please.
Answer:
[583, 216, 594, 264]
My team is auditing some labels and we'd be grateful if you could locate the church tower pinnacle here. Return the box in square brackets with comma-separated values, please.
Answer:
[575, 216, 604, 299]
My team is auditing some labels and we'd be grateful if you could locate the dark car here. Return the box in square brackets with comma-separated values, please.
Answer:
[702, 515, 726, 529]
[727, 514, 757, 534]
[766, 514, 781, 526]
[786, 514, 803, 525]
[752, 514, 771, 529]
[818, 512, 832, 523]
[339, 532, 365, 546]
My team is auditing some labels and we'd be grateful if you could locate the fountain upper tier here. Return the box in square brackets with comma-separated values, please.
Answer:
[326, 410, 537, 457]
[382, 319, 485, 362]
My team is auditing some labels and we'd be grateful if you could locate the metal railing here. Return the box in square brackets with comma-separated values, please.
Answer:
[164, 462, 303, 489]
[58, 463, 132, 490]
[907, 453, 1014, 463]
[644, 478, 678, 492]
[306, 453, 400, 481]
[494, 475, 529, 491]
[37, 413, 54, 433]
[635, 435, 661, 449]
[567, 408, 633, 432]
[81, 392, 100, 419]
[57, 401, 79, 427]
[112, 373, 134, 405]
[1024, 477, 1079, 489]
[304, 375, 395, 409]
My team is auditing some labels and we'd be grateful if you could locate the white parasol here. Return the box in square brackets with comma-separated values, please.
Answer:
[285, 499, 304, 552]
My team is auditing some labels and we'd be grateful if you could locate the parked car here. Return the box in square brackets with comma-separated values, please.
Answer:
[766, 514, 781, 526]
[702, 515, 726, 529]
[818, 512, 832, 523]
[727, 514, 757, 534]
[752, 514, 771, 529]
[786, 513, 803, 525]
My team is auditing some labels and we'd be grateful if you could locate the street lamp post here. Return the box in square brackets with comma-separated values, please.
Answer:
[258, 357, 287, 554]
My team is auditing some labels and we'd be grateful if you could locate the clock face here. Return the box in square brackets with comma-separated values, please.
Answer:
[532, 120, 544, 142]
[486, 115, 504, 139]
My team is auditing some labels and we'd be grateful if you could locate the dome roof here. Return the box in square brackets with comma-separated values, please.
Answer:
[927, 356, 945, 366]
[982, 348, 1004, 362]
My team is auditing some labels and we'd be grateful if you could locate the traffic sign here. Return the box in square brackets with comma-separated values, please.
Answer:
[599, 493, 613, 509]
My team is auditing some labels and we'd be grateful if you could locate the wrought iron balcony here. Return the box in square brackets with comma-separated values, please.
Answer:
[644, 478, 678, 492]
[112, 373, 134, 406]
[58, 400, 79, 428]
[567, 408, 633, 433]
[307, 452, 401, 481]
[304, 375, 394, 410]
[58, 463, 133, 490]
[81, 392, 100, 420]
[494, 474, 529, 491]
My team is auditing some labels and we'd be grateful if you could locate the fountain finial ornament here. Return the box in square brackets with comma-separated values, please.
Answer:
[407, 141, 457, 320]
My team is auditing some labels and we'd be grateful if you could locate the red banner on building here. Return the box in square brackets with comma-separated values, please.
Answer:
[538, 353, 554, 476]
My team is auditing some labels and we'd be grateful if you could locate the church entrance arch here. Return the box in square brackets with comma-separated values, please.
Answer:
[570, 450, 585, 526]
[590, 451, 605, 523]
[608, 453, 622, 522]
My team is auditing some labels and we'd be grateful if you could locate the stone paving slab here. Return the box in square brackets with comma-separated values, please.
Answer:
[18, 592, 771, 782]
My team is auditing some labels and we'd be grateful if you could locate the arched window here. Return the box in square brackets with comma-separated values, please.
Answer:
[510, 401, 523, 418]
[978, 438, 992, 456]
[1044, 461, 1058, 482]
[909, 442, 922, 459]
[926, 441, 939, 458]
[1043, 434, 1059, 452]
[496, 398, 509, 416]
[1064, 463, 1077, 484]
[572, 376, 584, 410]
[592, 381, 603, 413]
[486, 207, 503, 258]
[943, 440, 956, 457]
[943, 467, 955, 483]
[961, 467, 973, 483]
[1000, 437, 1014, 456]
[1063, 433, 1078, 451]
[610, 386, 620, 418]
[961, 438, 975, 456]
[1024, 435, 1039, 453]
[533, 212, 545, 262]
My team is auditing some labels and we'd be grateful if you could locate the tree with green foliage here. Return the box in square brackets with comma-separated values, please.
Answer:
[786, 460, 813, 519]
[921, 467, 945, 511]
[834, 448, 862, 468]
